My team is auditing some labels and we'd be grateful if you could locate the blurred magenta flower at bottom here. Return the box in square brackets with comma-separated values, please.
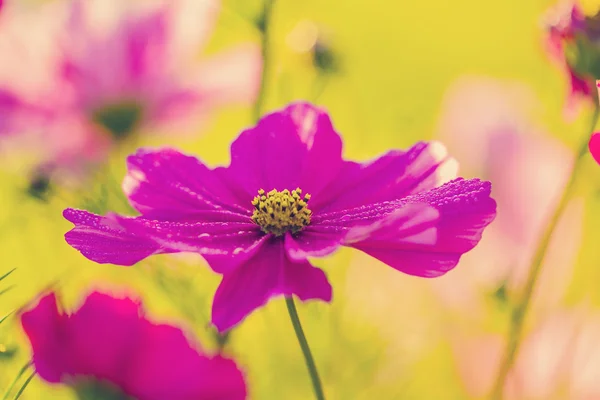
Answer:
[62, 102, 497, 332]
[21, 291, 246, 400]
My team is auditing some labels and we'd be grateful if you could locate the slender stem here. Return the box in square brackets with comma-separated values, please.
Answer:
[490, 106, 600, 400]
[1, 362, 31, 400]
[253, 0, 276, 122]
[13, 371, 35, 400]
[285, 297, 326, 400]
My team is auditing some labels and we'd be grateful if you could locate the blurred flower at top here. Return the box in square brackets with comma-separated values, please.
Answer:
[21, 290, 247, 399]
[0, 0, 260, 179]
[454, 309, 600, 399]
[432, 76, 584, 316]
[543, 1, 600, 118]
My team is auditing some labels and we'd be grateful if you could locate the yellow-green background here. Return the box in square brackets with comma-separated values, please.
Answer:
[2, 0, 600, 398]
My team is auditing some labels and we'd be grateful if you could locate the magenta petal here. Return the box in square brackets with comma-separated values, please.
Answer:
[64, 208, 165, 266]
[311, 141, 457, 212]
[222, 103, 344, 204]
[345, 203, 446, 277]
[290, 103, 344, 196]
[20, 294, 66, 383]
[110, 214, 267, 273]
[212, 239, 331, 331]
[345, 179, 496, 277]
[64, 208, 267, 272]
[128, 324, 246, 400]
[590, 132, 600, 165]
[124, 148, 249, 219]
[64, 293, 144, 388]
[404, 178, 497, 252]
[212, 242, 282, 332]
[284, 228, 344, 262]
[21, 291, 247, 399]
[281, 256, 332, 302]
[21, 293, 144, 386]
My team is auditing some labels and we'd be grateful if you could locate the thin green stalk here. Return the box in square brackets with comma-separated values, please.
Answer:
[12, 371, 35, 400]
[285, 297, 326, 400]
[490, 106, 600, 400]
[2, 362, 31, 400]
[0, 310, 14, 325]
[0, 269, 15, 283]
[253, 0, 276, 122]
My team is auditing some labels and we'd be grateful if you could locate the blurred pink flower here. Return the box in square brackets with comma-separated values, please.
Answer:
[454, 310, 600, 399]
[543, 1, 598, 118]
[21, 291, 247, 399]
[0, 0, 260, 173]
[589, 132, 600, 164]
[432, 77, 583, 316]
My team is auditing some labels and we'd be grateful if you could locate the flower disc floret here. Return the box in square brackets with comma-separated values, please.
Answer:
[251, 188, 312, 236]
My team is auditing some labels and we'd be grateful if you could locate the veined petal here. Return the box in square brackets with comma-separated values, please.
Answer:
[348, 179, 496, 277]
[309, 141, 458, 213]
[221, 102, 344, 204]
[212, 240, 331, 332]
[63, 208, 266, 272]
[64, 208, 166, 266]
[123, 148, 251, 218]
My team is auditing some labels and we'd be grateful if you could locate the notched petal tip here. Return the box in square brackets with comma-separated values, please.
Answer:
[63, 209, 161, 266]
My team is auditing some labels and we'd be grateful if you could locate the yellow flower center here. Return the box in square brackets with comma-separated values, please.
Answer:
[251, 188, 312, 236]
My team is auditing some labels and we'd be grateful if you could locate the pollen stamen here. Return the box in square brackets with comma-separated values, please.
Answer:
[251, 188, 312, 236]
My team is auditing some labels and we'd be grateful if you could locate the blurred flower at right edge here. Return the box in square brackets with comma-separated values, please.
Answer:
[589, 81, 600, 165]
[543, 1, 600, 120]
[343, 76, 587, 398]
[435, 77, 591, 398]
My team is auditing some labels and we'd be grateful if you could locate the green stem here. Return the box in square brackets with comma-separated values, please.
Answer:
[13, 371, 35, 400]
[1, 362, 31, 400]
[285, 297, 326, 400]
[490, 106, 600, 400]
[253, 0, 276, 123]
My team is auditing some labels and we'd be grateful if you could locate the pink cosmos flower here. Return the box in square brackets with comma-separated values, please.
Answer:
[432, 77, 583, 316]
[544, 2, 599, 117]
[21, 291, 246, 399]
[62, 102, 497, 332]
[0, 0, 260, 171]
